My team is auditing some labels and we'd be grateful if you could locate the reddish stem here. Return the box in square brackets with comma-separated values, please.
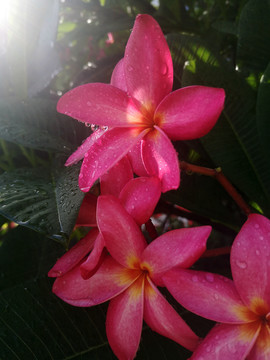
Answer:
[180, 161, 252, 216]
[202, 246, 231, 258]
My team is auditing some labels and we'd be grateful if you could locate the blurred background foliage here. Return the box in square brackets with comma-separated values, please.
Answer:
[0, 0, 270, 359]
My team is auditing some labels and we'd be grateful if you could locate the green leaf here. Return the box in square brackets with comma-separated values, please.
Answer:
[0, 157, 84, 243]
[237, 0, 270, 72]
[0, 98, 89, 153]
[257, 61, 270, 163]
[0, 226, 197, 359]
[168, 33, 270, 214]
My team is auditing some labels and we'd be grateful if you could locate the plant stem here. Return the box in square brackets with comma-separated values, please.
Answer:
[201, 246, 231, 258]
[180, 161, 252, 216]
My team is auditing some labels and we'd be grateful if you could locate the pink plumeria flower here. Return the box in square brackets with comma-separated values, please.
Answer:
[52, 195, 212, 360]
[163, 214, 270, 359]
[57, 14, 225, 193]
[48, 156, 161, 280]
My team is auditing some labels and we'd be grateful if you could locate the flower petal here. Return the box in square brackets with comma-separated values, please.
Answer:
[231, 214, 270, 308]
[124, 14, 173, 109]
[79, 127, 149, 192]
[106, 275, 144, 360]
[156, 86, 225, 140]
[141, 226, 210, 284]
[144, 277, 199, 351]
[119, 177, 161, 225]
[100, 155, 133, 197]
[97, 195, 147, 268]
[128, 141, 148, 176]
[80, 233, 105, 279]
[75, 193, 97, 227]
[65, 128, 106, 166]
[48, 228, 98, 277]
[191, 323, 259, 360]
[57, 83, 146, 127]
[53, 255, 140, 306]
[163, 268, 251, 323]
[247, 324, 270, 360]
[110, 58, 127, 91]
[142, 126, 180, 193]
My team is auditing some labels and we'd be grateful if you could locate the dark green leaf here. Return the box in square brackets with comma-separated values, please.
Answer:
[257, 61, 270, 164]
[0, 98, 89, 153]
[0, 157, 84, 243]
[237, 0, 270, 72]
[168, 33, 270, 214]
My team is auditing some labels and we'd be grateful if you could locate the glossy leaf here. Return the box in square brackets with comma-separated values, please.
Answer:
[0, 157, 84, 243]
[0, 98, 89, 153]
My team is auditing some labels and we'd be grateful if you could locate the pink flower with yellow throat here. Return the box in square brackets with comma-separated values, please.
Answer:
[163, 214, 270, 359]
[52, 195, 212, 359]
[57, 14, 225, 193]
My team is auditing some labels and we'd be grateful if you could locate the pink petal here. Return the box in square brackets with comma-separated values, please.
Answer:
[97, 195, 147, 268]
[65, 128, 106, 166]
[110, 58, 127, 91]
[57, 83, 146, 127]
[163, 268, 252, 324]
[231, 214, 270, 308]
[141, 226, 210, 284]
[124, 14, 173, 109]
[48, 228, 98, 277]
[144, 277, 199, 351]
[191, 323, 259, 360]
[78, 127, 149, 192]
[128, 141, 148, 176]
[53, 255, 141, 306]
[247, 324, 270, 360]
[80, 233, 105, 279]
[106, 275, 144, 360]
[156, 86, 225, 140]
[100, 155, 133, 197]
[142, 126, 180, 193]
[75, 193, 97, 227]
[119, 177, 161, 225]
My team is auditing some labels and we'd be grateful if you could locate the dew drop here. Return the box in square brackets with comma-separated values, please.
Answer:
[161, 63, 168, 75]
[87, 101, 91, 106]
[192, 275, 198, 282]
[254, 223, 260, 229]
[127, 65, 134, 72]
[255, 249, 260, 256]
[214, 293, 219, 300]
[236, 260, 247, 269]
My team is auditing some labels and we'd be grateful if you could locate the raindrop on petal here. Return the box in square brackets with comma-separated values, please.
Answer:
[236, 260, 247, 269]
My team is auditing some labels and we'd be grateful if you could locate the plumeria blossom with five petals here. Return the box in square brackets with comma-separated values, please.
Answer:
[163, 214, 270, 359]
[57, 14, 225, 193]
[52, 195, 212, 360]
[48, 156, 161, 280]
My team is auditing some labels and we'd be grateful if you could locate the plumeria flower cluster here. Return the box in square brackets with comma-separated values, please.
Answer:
[48, 12, 270, 360]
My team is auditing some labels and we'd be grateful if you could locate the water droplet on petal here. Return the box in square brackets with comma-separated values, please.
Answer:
[254, 223, 260, 229]
[192, 275, 198, 282]
[255, 249, 260, 255]
[236, 260, 247, 269]
[87, 101, 91, 106]
[128, 65, 134, 72]
[161, 63, 168, 75]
